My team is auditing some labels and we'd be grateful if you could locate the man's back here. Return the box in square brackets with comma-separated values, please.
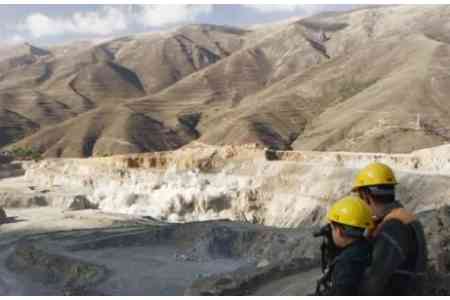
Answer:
[360, 218, 427, 295]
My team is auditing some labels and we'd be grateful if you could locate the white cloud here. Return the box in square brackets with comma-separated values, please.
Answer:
[71, 7, 129, 35]
[21, 6, 129, 38]
[301, 5, 330, 16]
[243, 4, 329, 16]
[4, 34, 26, 45]
[243, 5, 302, 13]
[24, 13, 61, 38]
[135, 5, 213, 28]
[17, 5, 213, 39]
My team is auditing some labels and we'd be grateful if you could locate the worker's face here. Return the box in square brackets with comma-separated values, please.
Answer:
[357, 188, 369, 204]
[357, 188, 374, 209]
[357, 188, 381, 220]
[330, 223, 347, 248]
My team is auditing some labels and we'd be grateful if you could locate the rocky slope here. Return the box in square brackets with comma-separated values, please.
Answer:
[10, 142, 450, 226]
[3, 5, 450, 156]
[0, 25, 245, 153]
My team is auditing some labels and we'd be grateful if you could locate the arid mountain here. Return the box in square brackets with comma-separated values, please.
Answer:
[3, 5, 450, 156]
[0, 25, 245, 151]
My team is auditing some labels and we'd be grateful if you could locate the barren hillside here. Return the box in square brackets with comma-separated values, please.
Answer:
[0, 25, 244, 153]
[3, 5, 450, 156]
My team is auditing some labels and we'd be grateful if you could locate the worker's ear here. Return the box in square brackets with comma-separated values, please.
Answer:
[367, 195, 376, 207]
[359, 189, 370, 202]
[335, 226, 345, 238]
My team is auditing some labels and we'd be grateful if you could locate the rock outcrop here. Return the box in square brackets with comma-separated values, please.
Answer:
[0, 163, 25, 180]
[185, 256, 318, 295]
[0, 207, 6, 223]
[13, 143, 450, 227]
[0, 153, 13, 164]
[66, 195, 98, 211]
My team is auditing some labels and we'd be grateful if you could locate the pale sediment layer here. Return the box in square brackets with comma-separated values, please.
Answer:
[11, 143, 450, 227]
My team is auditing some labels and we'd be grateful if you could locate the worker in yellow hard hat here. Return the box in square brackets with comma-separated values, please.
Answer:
[352, 162, 398, 219]
[314, 196, 374, 296]
[352, 162, 427, 296]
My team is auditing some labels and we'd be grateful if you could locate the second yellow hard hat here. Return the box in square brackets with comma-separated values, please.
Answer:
[352, 162, 397, 192]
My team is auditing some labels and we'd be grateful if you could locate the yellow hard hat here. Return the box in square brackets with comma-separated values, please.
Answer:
[327, 196, 374, 230]
[352, 162, 397, 191]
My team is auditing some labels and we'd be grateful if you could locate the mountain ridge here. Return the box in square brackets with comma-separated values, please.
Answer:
[2, 5, 450, 157]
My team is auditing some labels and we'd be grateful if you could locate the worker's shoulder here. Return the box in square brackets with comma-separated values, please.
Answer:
[337, 240, 372, 263]
[379, 218, 411, 235]
[377, 218, 415, 250]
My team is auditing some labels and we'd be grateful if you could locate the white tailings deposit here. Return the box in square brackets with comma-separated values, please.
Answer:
[3, 142, 450, 227]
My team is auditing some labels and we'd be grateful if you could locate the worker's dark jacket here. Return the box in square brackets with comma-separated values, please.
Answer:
[360, 201, 427, 295]
[322, 239, 372, 296]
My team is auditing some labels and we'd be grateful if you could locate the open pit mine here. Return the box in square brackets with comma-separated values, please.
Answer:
[3, 4, 450, 295]
[0, 143, 449, 295]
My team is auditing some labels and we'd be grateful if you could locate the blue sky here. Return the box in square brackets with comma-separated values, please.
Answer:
[0, 4, 355, 46]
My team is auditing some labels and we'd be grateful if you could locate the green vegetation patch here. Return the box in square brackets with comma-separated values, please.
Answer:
[9, 147, 43, 161]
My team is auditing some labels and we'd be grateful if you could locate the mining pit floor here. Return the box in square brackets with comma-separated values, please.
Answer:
[0, 207, 320, 295]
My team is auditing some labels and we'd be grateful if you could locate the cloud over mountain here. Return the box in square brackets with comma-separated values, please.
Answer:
[242, 4, 330, 16]
[17, 5, 215, 39]
[135, 5, 214, 28]
[21, 6, 129, 38]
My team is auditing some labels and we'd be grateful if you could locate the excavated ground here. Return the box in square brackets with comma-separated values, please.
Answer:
[2, 144, 450, 295]
[0, 208, 143, 295]
[0, 208, 320, 296]
[4, 206, 450, 296]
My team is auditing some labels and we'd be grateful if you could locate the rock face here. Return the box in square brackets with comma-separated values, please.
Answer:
[0, 207, 6, 222]
[66, 195, 98, 211]
[185, 256, 318, 296]
[15, 143, 450, 227]
[0, 163, 25, 180]
[416, 206, 450, 295]
[0, 153, 13, 164]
